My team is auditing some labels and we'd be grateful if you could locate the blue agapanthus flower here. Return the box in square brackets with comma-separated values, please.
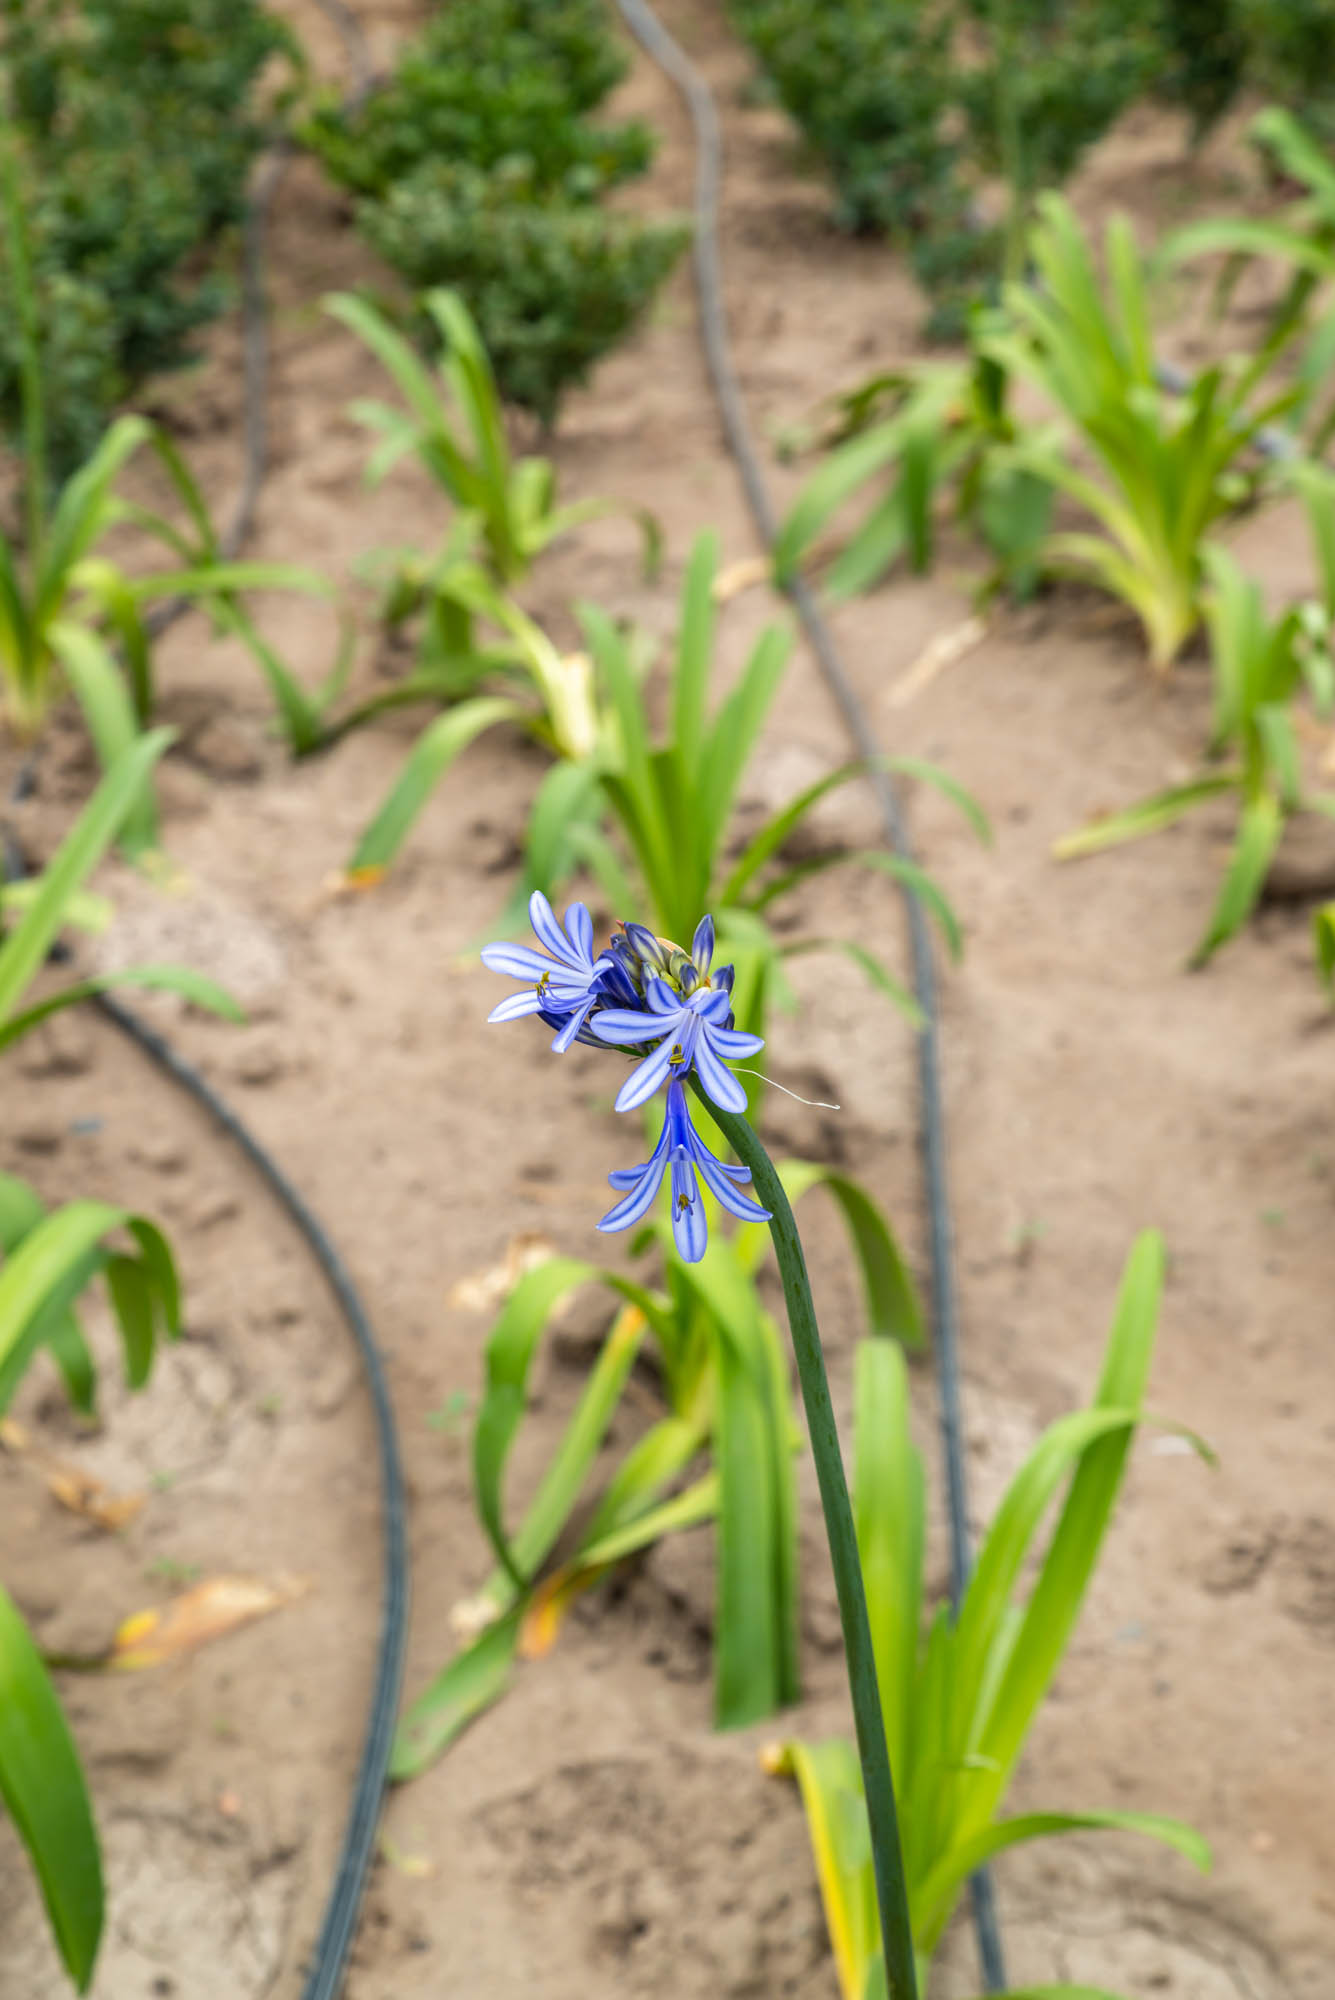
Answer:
[481, 897, 770, 1261]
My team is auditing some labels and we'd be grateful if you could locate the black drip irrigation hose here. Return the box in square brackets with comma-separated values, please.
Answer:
[3, 859, 411, 2000]
[611, 1, 1007, 1988]
[95, 997, 410, 2000]
[7, 11, 407, 1990]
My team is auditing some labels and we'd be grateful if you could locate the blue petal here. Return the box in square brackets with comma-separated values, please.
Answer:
[567, 902, 594, 964]
[550, 997, 595, 1053]
[691, 1144, 771, 1221]
[598, 1147, 670, 1232]
[487, 991, 544, 1023]
[588, 1008, 663, 1047]
[614, 1034, 677, 1113]
[693, 1033, 749, 1114]
[481, 942, 554, 981]
[707, 1026, 765, 1059]
[683, 1120, 755, 1176]
[669, 1150, 707, 1262]
[646, 978, 683, 1016]
[528, 891, 569, 961]
[691, 914, 714, 974]
[543, 975, 598, 1009]
[696, 987, 733, 1024]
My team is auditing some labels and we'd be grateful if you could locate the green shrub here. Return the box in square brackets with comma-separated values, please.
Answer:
[1154, 0, 1335, 135]
[307, 0, 687, 427]
[304, 0, 646, 198]
[730, 0, 1159, 327]
[0, 0, 293, 476]
[359, 164, 689, 426]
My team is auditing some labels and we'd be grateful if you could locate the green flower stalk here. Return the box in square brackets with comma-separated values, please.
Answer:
[700, 1083, 919, 2000]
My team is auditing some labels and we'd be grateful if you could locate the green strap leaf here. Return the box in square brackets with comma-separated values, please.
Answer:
[915, 1808, 1210, 1938]
[46, 625, 157, 854]
[347, 696, 521, 876]
[753, 849, 964, 962]
[1053, 775, 1239, 860]
[853, 1341, 925, 1787]
[719, 759, 869, 906]
[1188, 790, 1284, 967]
[0, 1581, 103, 1989]
[389, 1606, 524, 1780]
[0, 731, 170, 1024]
[779, 1163, 925, 1348]
[0, 965, 244, 1055]
[780, 937, 925, 1030]
[767, 1738, 879, 2000]
[473, 1260, 666, 1587]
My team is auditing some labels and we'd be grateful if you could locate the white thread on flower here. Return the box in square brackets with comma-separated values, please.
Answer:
[729, 1068, 840, 1110]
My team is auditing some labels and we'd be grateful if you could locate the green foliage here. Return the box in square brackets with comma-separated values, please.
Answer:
[304, 0, 638, 198]
[1155, 0, 1335, 136]
[1055, 541, 1335, 964]
[306, 0, 687, 427]
[770, 1232, 1211, 1998]
[728, 0, 961, 241]
[1151, 0, 1250, 137]
[0, 732, 239, 1992]
[0, 1578, 101, 1989]
[0, 157, 329, 808]
[357, 167, 689, 429]
[0, 0, 294, 475]
[392, 1162, 921, 1776]
[322, 287, 656, 877]
[537, 530, 987, 1065]
[0, 732, 243, 1052]
[730, 0, 1158, 326]
[990, 195, 1295, 667]
[774, 347, 1055, 604]
[1161, 109, 1335, 458]
[1314, 900, 1335, 996]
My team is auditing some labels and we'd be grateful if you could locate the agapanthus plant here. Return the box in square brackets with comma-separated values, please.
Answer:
[481, 890, 922, 1999]
[482, 895, 770, 1261]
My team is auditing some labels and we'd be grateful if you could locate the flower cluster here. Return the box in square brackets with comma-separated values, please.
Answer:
[481, 894, 771, 1261]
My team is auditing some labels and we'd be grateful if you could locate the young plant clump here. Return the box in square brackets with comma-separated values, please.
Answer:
[306, 0, 688, 428]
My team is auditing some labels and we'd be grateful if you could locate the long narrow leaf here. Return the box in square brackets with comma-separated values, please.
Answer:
[0, 966, 243, 1054]
[347, 696, 520, 877]
[0, 1583, 102, 1989]
[0, 732, 170, 1021]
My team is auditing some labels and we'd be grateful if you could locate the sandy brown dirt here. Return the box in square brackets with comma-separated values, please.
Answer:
[2, 4, 1334, 1997]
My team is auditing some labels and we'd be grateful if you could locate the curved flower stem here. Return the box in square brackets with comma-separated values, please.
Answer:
[696, 1084, 919, 2000]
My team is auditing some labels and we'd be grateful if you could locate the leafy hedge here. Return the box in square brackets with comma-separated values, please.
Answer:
[306, 0, 687, 427]
[730, 0, 1158, 328]
[0, 0, 293, 477]
[1155, 0, 1335, 136]
[730, 0, 1335, 327]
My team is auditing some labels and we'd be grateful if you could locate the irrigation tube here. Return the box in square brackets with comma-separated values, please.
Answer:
[1, 812, 410, 2000]
[611, 1, 1008, 1987]
[9, 8, 405, 1986]
[95, 993, 409, 2000]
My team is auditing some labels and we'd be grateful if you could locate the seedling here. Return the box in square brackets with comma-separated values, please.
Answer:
[0, 734, 238, 1992]
[1056, 543, 1335, 964]
[769, 1233, 1211, 1997]
[0, 145, 331, 827]
[988, 194, 1298, 669]
[322, 287, 655, 877]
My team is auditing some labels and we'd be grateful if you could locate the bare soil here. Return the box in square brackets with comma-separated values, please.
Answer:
[2, 4, 1333, 1997]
